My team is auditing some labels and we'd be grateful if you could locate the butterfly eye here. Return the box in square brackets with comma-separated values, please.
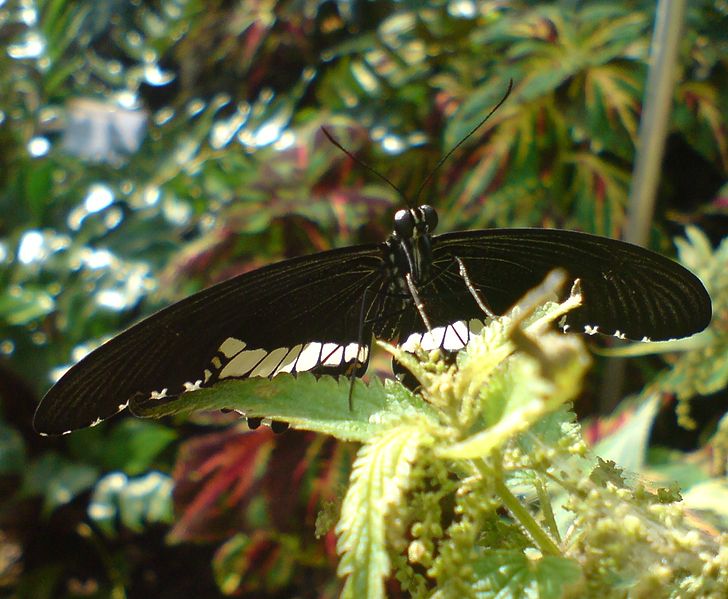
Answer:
[421, 205, 438, 232]
[394, 209, 415, 238]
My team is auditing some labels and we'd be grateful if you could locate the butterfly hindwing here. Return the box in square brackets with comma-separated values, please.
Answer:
[33, 244, 385, 435]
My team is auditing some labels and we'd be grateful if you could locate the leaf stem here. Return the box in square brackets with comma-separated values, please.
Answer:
[535, 476, 562, 544]
[494, 476, 561, 556]
[480, 459, 562, 557]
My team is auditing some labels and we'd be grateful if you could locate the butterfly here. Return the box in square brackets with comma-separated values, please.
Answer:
[33, 85, 712, 435]
[33, 195, 712, 435]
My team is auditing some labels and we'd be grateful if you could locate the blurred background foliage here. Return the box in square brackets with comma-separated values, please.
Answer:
[0, 0, 726, 597]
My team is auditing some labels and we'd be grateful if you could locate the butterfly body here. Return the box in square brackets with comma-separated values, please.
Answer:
[33, 204, 712, 435]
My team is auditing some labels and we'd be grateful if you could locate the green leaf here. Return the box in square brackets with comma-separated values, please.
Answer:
[213, 533, 254, 595]
[88, 471, 174, 536]
[0, 421, 25, 475]
[0, 285, 55, 325]
[681, 480, 728, 527]
[23, 452, 99, 515]
[212, 531, 301, 595]
[67, 419, 177, 474]
[132, 374, 432, 442]
[435, 288, 589, 459]
[473, 550, 582, 599]
[336, 424, 432, 599]
[102, 419, 178, 475]
[592, 395, 660, 474]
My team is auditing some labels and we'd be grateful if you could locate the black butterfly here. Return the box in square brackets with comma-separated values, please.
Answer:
[33, 83, 712, 435]
[33, 196, 711, 435]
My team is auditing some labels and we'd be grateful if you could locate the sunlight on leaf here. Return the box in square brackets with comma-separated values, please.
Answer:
[592, 395, 660, 474]
[133, 374, 434, 442]
[336, 425, 432, 599]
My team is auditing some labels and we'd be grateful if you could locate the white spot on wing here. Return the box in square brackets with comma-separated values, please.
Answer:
[273, 344, 303, 375]
[402, 319, 483, 353]
[219, 348, 267, 378]
[343, 342, 368, 364]
[401, 331, 423, 352]
[296, 342, 322, 371]
[150, 388, 168, 400]
[584, 325, 599, 335]
[421, 326, 447, 350]
[117, 400, 129, 412]
[184, 380, 202, 391]
[321, 343, 344, 366]
[219, 337, 247, 358]
[641, 336, 651, 343]
[613, 330, 626, 340]
[442, 321, 469, 351]
[250, 347, 289, 377]
[91, 417, 103, 427]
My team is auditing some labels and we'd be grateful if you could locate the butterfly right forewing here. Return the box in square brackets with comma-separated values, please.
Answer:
[431, 228, 711, 341]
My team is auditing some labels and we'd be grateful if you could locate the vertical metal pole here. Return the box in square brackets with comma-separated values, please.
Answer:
[600, 0, 687, 413]
[624, 0, 687, 246]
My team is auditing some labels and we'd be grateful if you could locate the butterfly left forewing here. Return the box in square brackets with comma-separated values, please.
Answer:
[33, 245, 385, 435]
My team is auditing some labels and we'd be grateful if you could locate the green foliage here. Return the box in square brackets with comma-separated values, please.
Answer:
[0, 420, 25, 474]
[592, 227, 728, 537]
[66, 418, 178, 474]
[600, 227, 728, 427]
[0, 0, 725, 596]
[667, 228, 728, 419]
[212, 531, 305, 595]
[138, 280, 728, 597]
[22, 451, 99, 515]
[472, 551, 582, 599]
[89, 470, 174, 536]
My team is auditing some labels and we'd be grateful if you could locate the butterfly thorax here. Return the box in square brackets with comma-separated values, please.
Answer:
[383, 205, 439, 294]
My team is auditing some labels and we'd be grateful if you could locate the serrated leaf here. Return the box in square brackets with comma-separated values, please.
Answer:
[473, 550, 582, 599]
[439, 333, 588, 459]
[441, 356, 551, 459]
[133, 373, 427, 442]
[336, 424, 431, 599]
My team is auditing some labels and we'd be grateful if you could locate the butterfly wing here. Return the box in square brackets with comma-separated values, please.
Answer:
[34, 244, 385, 435]
[429, 228, 711, 341]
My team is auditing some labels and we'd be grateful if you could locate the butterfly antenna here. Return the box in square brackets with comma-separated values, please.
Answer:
[321, 127, 409, 206]
[413, 79, 513, 204]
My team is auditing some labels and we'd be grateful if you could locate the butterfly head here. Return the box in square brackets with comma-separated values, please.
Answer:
[393, 205, 438, 240]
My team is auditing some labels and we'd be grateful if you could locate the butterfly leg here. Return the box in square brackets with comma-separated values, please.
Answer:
[406, 273, 433, 332]
[455, 257, 496, 319]
[346, 284, 381, 410]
